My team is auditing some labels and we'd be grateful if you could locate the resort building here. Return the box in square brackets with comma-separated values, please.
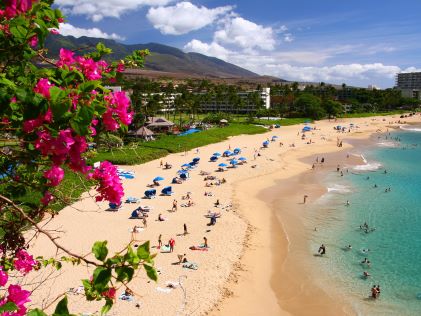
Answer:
[198, 88, 271, 113]
[396, 72, 421, 100]
[141, 92, 182, 112]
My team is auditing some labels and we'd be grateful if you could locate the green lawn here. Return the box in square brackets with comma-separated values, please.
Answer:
[93, 123, 266, 165]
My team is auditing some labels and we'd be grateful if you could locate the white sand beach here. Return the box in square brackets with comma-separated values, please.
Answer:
[26, 114, 421, 315]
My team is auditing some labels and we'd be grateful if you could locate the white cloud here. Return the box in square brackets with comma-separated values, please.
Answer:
[214, 17, 276, 51]
[283, 33, 293, 42]
[146, 2, 233, 35]
[58, 23, 124, 40]
[184, 38, 414, 86]
[55, 0, 172, 21]
[184, 39, 232, 60]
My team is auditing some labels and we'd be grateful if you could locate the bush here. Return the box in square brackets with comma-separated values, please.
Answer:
[202, 112, 231, 124]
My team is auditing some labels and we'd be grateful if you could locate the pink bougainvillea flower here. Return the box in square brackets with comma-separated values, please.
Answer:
[34, 78, 53, 99]
[40, 191, 54, 206]
[14, 250, 37, 275]
[4, 0, 34, 19]
[0, 266, 8, 286]
[92, 161, 124, 204]
[43, 165, 64, 186]
[28, 35, 38, 47]
[102, 287, 116, 300]
[57, 17, 64, 23]
[4, 284, 31, 316]
[57, 48, 75, 68]
[116, 62, 125, 73]
[102, 109, 119, 131]
[50, 28, 59, 35]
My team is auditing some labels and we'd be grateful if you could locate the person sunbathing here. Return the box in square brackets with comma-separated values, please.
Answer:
[158, 213, 165, 221]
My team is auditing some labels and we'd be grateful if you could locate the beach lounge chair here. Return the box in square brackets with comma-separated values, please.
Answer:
[160, 245, 171, 253]
[144, 189, 156, 199]
[119, 293, 134, 302]
[161, 186, 173, 196]
[125, 197, 139, 203]
[108, 202, 122, 211]
[180, 173, 189, 180]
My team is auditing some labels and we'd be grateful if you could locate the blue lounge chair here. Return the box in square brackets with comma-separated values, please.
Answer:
[144, 189, 156, 199]
[125, 197, 139, 203]
[180, 172, 189, 180]
[108, 202, 122, 211]
[161, 186, 173, 196]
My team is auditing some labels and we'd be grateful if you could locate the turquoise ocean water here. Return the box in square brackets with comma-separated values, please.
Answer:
[308, 126, 421, 315]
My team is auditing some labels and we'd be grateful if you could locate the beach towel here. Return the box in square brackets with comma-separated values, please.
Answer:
[183, 262, 198, 270]
[189, 246, 208, 251]
[156, 287, 172, 293]
[119, 293, 134, 302]
[160, 245, 171, 253]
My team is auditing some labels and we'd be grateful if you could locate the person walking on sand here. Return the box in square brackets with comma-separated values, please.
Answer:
[172, 199, 178, 212]
[160, 160, 163, 168]
[158, 234, 162, 249]
[183, 223, 188, 235]
[169, 238, 175, 252]
[318, 244, 326, 255]
[203, 237, 208, 248]
[303, 195, 308, 203]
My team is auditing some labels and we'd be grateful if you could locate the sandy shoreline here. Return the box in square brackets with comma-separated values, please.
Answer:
[26, 114, 421, 315]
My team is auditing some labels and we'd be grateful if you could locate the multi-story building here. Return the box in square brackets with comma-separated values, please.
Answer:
[141, 92, 182, 112]
[198, 88, 271, 113]
[396, 72, 421, 100]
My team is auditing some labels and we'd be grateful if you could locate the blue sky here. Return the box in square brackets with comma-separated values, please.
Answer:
[55, 0, 421, 88]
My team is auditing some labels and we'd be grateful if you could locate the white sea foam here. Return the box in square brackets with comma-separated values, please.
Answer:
[377, 141, 399, 148]
[327, 184, 351, 194]
[353, 162, 382, 171]
[399, 125, 421, 132]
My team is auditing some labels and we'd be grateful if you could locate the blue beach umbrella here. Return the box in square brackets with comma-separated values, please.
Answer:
[218, 163, 228, 167]
[230, 159, 238, 165]
[263, 141, 269, 146]
[213, 152, 221, 156]
[238, 157, 247, 161]
[181, 163, 190, 167]
[153, 176, 164, 182]
[272, 135, 278, 139]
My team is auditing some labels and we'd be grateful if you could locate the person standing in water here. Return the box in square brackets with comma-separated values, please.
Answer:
[318, 244, 326, 255]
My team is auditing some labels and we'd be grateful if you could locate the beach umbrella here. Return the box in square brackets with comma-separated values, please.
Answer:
[263, 141, 269, 146]
[272, 135, 278, 139]
[218, 163, 228, 167]
[230, 159, 238, 165]
[238, 157, 247, 161]
[181, 163, 190, 167]
[153, 176, 164, 181]
[193, 157, 200, 162]
[213, 152, 221, 156]
[223, 150, 232, 156]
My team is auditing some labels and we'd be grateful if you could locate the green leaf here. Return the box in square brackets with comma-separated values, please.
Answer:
[78, 80, 101, 93]
[115, 266, 134, 282]
[0, 302, 18, 313]
[143, 263, 158, 282]
[92, 241, 108, 261]
[53, 296, 70, 316]
[93, 267, 112, 292]
[101, 298, 113, 315]
[136, 241, 150, 259]
[70, 105, 94, 136]
[27, 309, 48, 316]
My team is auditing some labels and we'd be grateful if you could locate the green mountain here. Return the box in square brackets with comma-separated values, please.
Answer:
[45, 35, 259, 78]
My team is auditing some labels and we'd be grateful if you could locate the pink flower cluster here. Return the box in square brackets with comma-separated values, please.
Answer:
[43, 165, 64, 186]
[14, 249, 37, 275]
[0, 267, 8, 287]
[33, 78, 53, 99]
[22, 107, 52, 133]
[56, 49, 108, 80]
[0, 284, 31, 316]
[92, 161, 124, 204]
[103, 91, 133, 131]
[2, 0, 35, 19]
